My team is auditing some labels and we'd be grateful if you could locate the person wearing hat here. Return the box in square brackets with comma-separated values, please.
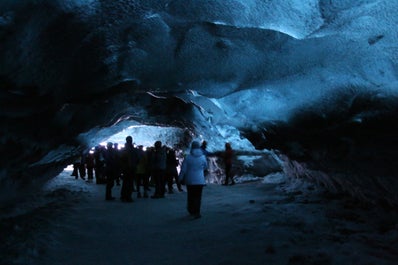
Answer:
[178, 141, 208, 219]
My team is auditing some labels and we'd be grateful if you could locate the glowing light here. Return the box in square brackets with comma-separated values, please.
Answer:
[64, 164, 74, 171]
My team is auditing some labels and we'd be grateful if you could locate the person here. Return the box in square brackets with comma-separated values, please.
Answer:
[150, 141, 167, 199]
[120, 136, 139, 202]
[79, 153, 87, 179]
[200, 141, 215, 157]
[103, 142, 118, 200]
[85, 151, 95, 182]
[166, 146, 183, 193]
[200, 140, 213, 177]
[136, 145, 149, 198]
[71, 156, 81, 179]
[222, 142, 235, 185]
[178, 141, 208, 219]
[94, 145, 106, 184]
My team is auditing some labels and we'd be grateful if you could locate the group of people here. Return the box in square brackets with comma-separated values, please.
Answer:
[72, 137, 235, 219]
[99, 136, 183, 201]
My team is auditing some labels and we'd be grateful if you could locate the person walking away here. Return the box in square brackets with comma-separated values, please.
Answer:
[85, 151, 95, 182]
[78, 153, 86, 180]
[178, 141, 208, 219]
[150, 141, 167, 198]
[222, 142, 235, 185]
[120, 136, 139, 202]
[103, 142, 118, 200]
[94, 145, 106, 184]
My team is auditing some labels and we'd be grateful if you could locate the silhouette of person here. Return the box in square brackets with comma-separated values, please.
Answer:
[85, 151, 95, 182]
[120, 136, 139, 202]
[150, 141, 167, 198]
[222, 142, 235, 185]
[78, 153, 86, 180]
[103, 142, 118, 200]
[178, 141, 208, 219]
[94, 145, 106, 184]
[202, 140, 217, 157]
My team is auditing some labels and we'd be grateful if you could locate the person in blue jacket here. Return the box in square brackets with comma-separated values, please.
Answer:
[178, 141, 208, 219]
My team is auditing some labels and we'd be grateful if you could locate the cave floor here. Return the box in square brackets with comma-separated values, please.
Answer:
[1, 171, 397, 265]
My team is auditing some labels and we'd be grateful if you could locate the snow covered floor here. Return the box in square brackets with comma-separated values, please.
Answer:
[1, 171, 398, 265]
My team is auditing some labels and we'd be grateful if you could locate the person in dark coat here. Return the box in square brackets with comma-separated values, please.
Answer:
[78, 153, 86, 180]
[120, 136, 139, 202]
[222, 142, 235, 185]
[103, 142, 118, 200]
[94, 145, 106, 184]
[150, 141, 167, 198]
[85, 151, 95, 182]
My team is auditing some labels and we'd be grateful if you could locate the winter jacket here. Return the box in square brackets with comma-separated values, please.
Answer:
[151, 146, 167, 170]
[178, 148, 208, 185]
[224, 148, 233, 166]
[121, 143, 139, 173]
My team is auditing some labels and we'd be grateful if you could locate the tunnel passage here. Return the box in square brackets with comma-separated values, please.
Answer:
[1, 0, 398, 210]
[68, 120, 283, 179]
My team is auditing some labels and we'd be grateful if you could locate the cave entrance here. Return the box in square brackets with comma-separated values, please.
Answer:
[102, 125, 187, 149]
[53, 125, 189, 191]
[47, 123, 282, 196]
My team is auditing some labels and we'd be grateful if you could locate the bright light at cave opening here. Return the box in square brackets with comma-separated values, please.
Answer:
[103, 125, 186, 149]
[63, 125, 186, 173]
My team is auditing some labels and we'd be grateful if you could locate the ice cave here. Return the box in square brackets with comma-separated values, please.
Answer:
[1, 1, 398, 264]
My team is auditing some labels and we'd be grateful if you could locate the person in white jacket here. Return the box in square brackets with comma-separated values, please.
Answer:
[178, 141, 208, 219]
